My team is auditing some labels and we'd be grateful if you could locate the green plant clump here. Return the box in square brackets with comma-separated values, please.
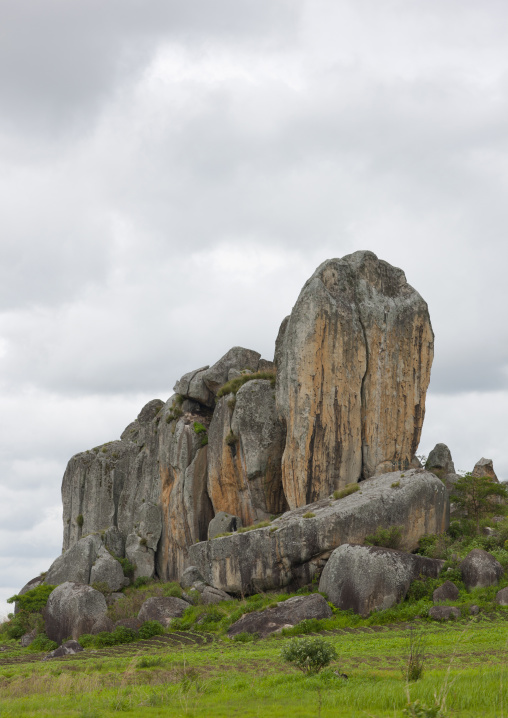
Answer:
[237, 521, 271, 533]
[138, 620, 165, 639]
[7, 584, 56, 614]
[365, 525, 403, 549]
[225, 430, 238, 446]
[193, 422, 207, 434]
[280, 636, 338, 675]
[333, 483, 360, 500]
[302, 512, 315, 519]
[76, 514, 84, 527]
[216, 371, 276, 399]
[451, 472, 508, 533]
[29, 634, 58, 652]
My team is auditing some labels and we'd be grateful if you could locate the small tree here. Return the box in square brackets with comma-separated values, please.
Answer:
[280, 636, 337, 675]
[451, 473, 508, 533]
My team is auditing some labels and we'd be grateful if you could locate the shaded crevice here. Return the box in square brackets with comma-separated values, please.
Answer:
[357, 310, 370, 481]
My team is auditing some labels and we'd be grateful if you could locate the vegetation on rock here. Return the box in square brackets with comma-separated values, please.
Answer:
[216, 370, 276, 399]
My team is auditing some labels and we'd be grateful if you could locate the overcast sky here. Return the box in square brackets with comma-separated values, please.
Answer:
[2, 0, 508, 618]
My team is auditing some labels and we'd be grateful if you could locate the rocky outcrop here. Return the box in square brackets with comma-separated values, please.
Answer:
[44, 640, 84, 659]
[208, 512, 242, 540]
[227, 594, 332, 638]
[276, 251, 434, 507]
[318, 544, 443, 617]
[46, 252, 437, 597]
[472, 457, 499, 482]
[460, 549, 503, 590]
[427, 444, 455, 475]
[496, 587, 508, 605]
[44, 582, 108, 644]
[428, 606, 460, 621]
[189, 469, 448, 595]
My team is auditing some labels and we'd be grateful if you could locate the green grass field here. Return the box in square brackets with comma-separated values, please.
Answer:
[1, 614, 508, 717]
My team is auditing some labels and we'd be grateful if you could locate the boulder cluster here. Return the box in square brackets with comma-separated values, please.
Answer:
[20, 250, 488, 644]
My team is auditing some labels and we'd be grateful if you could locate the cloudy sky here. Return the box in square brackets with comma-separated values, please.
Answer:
[1, 0, 508, 617]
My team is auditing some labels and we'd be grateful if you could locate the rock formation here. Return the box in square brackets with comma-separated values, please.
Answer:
[38, 250, 437, 600]
[276, 251, 433, 506]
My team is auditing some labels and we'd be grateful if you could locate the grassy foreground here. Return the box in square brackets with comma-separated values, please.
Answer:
[1, 613, 508, 717]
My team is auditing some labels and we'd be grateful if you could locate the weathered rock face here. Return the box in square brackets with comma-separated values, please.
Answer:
[318, 544, 443, 617]
[44, 640, 84, 659]
[137, 596, 188, 626]
[472, 457, 498, 482]
[460, 549, 503, 590]
[208, 512, 242, 540]
[433, 580, 459, 603]
[207, 380, 287, 525]
[189, 469, 448, 595]
[44, 582, 108, 644]
[429, 606, 460, 621]
[46, 534, 103, 586]
[427, 444, 455, 476]
[276, 251, 434, 507]
[227, 594, 332, 638]
[89, 546, 126, 592]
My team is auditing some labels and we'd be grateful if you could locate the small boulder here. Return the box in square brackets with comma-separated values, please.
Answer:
[137, 596, 188, 627]
[173, 366, 214, 407]
[20, 629, 37, 647]
[103, 526, 125, 558]
[208, 512, 242, 540]
[433, 581, 459, 603]
[180, 566, 205, 590]
[202, 347, 261, 394]
[106, 592, 126, 606]
[44, 640, 83, 659]
[201, 586, 233, 605]
[426, 444, 456, 476]
[470, 605, 480, 615]
[319, 544, 444, 617]
[496, 587, 508, 605]
[460, 549, 503, 590]
[227, 594, 332, 639]
[429, 606, 461, 621]
[90, 615, 115, 634]
[44, 582, 108, 644]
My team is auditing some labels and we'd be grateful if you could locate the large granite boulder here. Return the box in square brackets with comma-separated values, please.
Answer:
[137, 597, 189, 627]
[318, 544, 443, 617]
[44, 582, 108, 644]
[174, 366, 215, 407]
[189, 469, 448, 594]
[207, 380, 287, 525]
[45, 534, 102, 586]
[460, 549, 503, 590]
[227, 594, 332, 638]
[433, 581, 459, 603]
[276, 251, 434, 507]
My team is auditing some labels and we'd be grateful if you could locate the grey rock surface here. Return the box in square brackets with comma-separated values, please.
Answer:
[472, 457, 499, 482]
[136, 503, 162, 551]
[46, 534, 102, 586]
[190, 469, 448, 594]
[227, 594, 332, 638]
[90, 546, 125, 592]
[137, 596, 189, 627]
[275, 251, 434, 507]
[460, 549, 503, 590]
[470, 605, 480, 615]
[45, 640, 83, 659]
[90, 615, 115, 634]
[426, 444, 455, 475]
[201, 586, 233, 605]
[433, 581, 459, 603]
[202, 347, 261, 394]
[180, 566, 205, 589]
[319, 544, 443, 617]
[496, 587, 508, 605]
[428, 606, 461, 621]
[208, 512, 242, 540]
[20, 629, 37, 647]
[104, 526, 125, 558]
[44, 582, 108, 644]
[125, 533, 155, 580]
[115, 618, 142, 631]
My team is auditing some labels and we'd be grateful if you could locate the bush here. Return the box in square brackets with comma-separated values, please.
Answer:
[78, 634, 95, 648]
[333, 483, 360, 500]
[302, 512, 315, 519]
[133, 576, 152, 588]
[76, 514, 84, 527]
[232, 631, 258, 642]
[7, 584, 56, 613]
[29, 634, 58, 652]
[138, 620, 164, 639]
[193, 422, 207, 434]
[161, 582, 183, 598]
[365, 525, 403, 550]
[225, 430, 238, 446]
[237, 521, 271, 533]
[115, 556, 136, 580]
[281, 636, 337, 675]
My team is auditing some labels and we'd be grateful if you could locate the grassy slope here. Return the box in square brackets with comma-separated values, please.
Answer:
[1, 614, 508, 717]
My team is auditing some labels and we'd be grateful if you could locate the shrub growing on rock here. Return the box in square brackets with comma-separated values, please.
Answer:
[365, 525, 403, 550]
[7, 584, 56, 613]
[281, 636, 337, 675]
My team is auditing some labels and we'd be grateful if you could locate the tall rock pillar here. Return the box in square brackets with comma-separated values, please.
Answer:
[275, 250, 434, 508]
